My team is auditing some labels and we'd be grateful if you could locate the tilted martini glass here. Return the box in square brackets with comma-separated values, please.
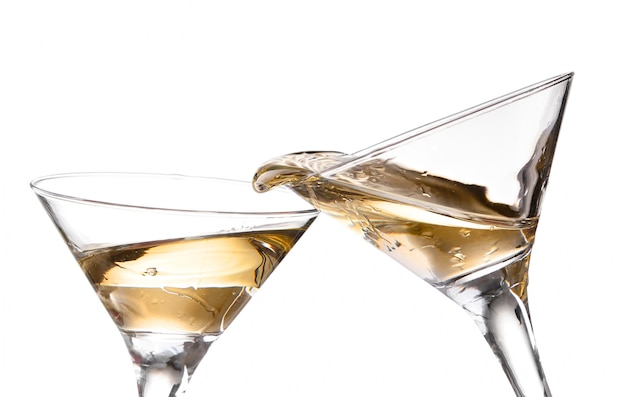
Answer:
[31, 173, 319, 396]
[253, 73, 573, 396]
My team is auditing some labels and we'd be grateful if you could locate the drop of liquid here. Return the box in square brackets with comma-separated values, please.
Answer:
[144, 267, 158, 276]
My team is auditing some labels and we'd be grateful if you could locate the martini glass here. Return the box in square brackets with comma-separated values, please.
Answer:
[31, 173, 319, 397]
[253, 73, 573, 396]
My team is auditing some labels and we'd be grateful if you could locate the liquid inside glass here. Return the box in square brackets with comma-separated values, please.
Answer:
[254, 152, 532, 296]
[77, 228, 310, 338]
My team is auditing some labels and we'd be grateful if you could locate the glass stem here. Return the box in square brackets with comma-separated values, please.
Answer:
[442, 267, 552, 397]
[121, 332, 216, 397]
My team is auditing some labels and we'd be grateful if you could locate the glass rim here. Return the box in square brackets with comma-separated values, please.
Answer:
[30, 172, 320, 217]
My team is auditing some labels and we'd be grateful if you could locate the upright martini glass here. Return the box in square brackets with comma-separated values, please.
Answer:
[253, 73, 573, 396]
[31, 173, 319, 397]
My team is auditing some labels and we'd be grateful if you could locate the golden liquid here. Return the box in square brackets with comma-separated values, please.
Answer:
[254, 152, 534, 296]
[78, 229, 306, 335]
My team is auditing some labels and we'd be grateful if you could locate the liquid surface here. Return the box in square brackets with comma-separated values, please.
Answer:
[254, 152, 535, 296]
[77, 229, 307, 336]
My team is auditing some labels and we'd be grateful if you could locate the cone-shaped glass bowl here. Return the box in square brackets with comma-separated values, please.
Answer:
[31, 173, 319, 397]
[254, 73, 573, 396]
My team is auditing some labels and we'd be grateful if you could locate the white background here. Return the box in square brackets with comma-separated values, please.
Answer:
[1, 1, 624, 396]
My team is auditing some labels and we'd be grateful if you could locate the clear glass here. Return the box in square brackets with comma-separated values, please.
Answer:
[31, 173, 319, 397]
[253, 73, 573, 396]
